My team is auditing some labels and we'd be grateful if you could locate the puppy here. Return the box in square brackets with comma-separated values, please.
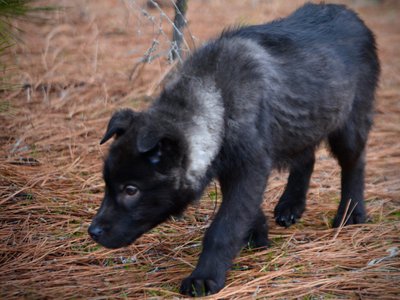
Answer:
[89, 3, 379, 296]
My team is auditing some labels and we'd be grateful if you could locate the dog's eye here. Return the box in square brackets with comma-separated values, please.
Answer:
[125, 185, 139, 196]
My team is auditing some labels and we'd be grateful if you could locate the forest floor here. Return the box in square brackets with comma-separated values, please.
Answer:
[0, 0, 399, 299]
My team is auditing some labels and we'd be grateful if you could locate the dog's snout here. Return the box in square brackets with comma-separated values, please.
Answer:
[88, 224, 103, 241]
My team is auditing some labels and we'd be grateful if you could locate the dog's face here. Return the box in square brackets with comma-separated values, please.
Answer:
[88, 109, 192, 249]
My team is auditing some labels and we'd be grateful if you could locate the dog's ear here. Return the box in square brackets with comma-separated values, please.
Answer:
[100, 109, 136, 145]
[136, 125, 164, 164]
[136, 125, 162, 154]
[137, 124, 185, 169]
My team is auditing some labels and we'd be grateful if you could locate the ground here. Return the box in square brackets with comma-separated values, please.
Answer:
[0, 0, 399, 299]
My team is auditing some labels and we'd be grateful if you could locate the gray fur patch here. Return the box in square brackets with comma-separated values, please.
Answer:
[184, 78, 224, 185]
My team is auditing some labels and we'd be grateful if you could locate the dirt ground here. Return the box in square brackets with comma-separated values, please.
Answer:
[1, 0, 399, 299]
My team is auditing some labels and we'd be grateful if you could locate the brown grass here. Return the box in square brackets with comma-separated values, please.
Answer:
[1, 0, 399, 299]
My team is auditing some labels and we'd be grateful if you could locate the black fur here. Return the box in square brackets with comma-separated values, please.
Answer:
[88, 3, 379, 296]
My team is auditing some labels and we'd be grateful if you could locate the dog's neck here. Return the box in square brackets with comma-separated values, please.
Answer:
[183, 79, 225, 187]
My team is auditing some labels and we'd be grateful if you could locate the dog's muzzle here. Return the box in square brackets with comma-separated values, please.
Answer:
[88, 223, 103, 242]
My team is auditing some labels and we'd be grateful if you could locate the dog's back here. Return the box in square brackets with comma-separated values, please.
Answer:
[157, 3, 379, 169]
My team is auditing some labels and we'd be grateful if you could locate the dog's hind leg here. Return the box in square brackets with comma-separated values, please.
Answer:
[328, 89, 375, 227]
[274, 148, 315, 228]
[328, 123, 369, 227]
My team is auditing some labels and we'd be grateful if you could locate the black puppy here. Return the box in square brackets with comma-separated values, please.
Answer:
[89, 3, 379, 296]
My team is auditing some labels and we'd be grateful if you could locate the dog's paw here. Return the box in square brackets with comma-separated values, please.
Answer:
[246, 231, 269, 250]
[246, 235, 270, 250]
[274, 200, 305, 228]
[180, 276, 223, 297]
[332, 212, 366, 227]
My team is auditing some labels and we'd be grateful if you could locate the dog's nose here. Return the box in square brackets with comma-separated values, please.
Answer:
[88, 224, 103, 241]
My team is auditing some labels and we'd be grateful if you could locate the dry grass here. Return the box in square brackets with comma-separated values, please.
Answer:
[0, 0, 399, 299]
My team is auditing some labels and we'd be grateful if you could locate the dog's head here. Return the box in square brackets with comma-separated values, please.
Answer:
[88, 108, 193, 249]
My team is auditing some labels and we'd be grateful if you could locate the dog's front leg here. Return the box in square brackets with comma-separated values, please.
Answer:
[180, 165, 269, 296]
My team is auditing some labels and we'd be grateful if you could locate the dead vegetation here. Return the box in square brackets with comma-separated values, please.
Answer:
[0, 0, 399, 299]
